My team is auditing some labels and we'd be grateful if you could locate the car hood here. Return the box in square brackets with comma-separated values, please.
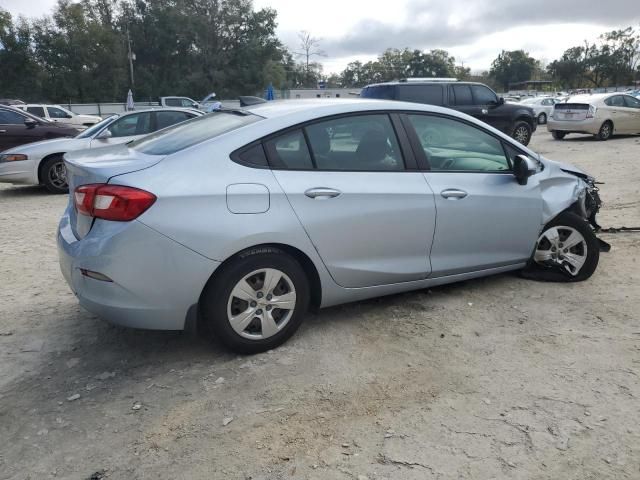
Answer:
[75, 114, 101, 121]
[540, 155, 591, 179]
[2, 137, 91, 156]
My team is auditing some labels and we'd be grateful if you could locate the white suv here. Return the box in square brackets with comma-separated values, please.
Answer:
[17, 104, 102, 129]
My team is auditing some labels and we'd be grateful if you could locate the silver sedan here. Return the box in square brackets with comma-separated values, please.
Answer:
[58, 99, 603, 353]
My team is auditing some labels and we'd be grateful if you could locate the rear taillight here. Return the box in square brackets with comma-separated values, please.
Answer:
[587, 105, 596, 118]
[74, 184, 156, 221]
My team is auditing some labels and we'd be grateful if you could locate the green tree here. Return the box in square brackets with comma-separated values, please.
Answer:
[489, 50, 538, 90]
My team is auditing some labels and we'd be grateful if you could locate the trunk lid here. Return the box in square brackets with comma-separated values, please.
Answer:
[553, 103, 589, 121]
[64, 144, 164, 239]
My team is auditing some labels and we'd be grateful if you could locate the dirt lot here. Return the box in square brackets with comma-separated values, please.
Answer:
[1, 130, 639, 480]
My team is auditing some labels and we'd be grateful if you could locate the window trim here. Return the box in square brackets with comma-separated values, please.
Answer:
[0, 108, 29, 125]
[400, 111, 518, 174]
[260, 111, 411, 173]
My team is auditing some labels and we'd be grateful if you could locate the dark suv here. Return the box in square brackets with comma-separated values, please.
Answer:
[360, 80, 537, 145]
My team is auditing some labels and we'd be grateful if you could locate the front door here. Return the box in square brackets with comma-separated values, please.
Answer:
[269, 113, 436, 288]
[0, 109, 44, 151]
[404, 113, 543, 277]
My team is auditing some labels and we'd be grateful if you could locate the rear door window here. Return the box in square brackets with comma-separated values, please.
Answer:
[305, 114, 404, 171]
[264, 130, 314, 170]
[360, 85, 396, 100]
[451, 85, 473, 106]
[397, 85, 443, 105]
[107, 112, 153, 137]
[26, 106, 45, 117]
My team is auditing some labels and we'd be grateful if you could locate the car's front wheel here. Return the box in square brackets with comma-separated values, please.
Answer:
[512, 121, 532, 145]
[41, 155, 69, 194]
[523, 212, 599, 282]
[201, 247, 310, 353]
[537, 112, 547, 125]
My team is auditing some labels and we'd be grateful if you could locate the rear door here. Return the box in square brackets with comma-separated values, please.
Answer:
[269, 113, 436, 288]
[396, 84, 444, 106]
[605, 95, 629, 133]
[90, 112, 153, 147]
[0, 109, 44, 150]
[448, 84, 481, 119]
[404, 113, 543, 276]
[623, 95, 640, 133]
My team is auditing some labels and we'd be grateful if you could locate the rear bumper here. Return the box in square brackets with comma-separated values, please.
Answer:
[57, 211, 220, 330]
[547, 117, 600, 135]
[0, 159, 39, 185]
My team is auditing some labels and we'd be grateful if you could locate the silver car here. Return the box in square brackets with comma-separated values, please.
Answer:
[0, 108, 203, 193]
[58, 99, 603, 353]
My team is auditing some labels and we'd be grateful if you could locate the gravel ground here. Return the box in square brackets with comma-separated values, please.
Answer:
[0, 130, 639, 480]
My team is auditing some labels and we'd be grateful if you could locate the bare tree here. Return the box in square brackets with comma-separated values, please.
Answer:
[294, 31, 326, 85]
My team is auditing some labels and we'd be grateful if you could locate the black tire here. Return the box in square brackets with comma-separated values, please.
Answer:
[595, 121, 613, 141]
[537, 112, 547, 125]
[551, 130, 566, 140]
[200, 247, 310, 354]
[521, 211, 599, 282]
[41, 155, 69, 194]
[512, 121, 532, 146]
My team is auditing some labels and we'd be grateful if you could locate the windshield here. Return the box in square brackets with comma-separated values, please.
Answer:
[360, 85, 396, 100]
[76, 115, 117, 138]
[130, 110, 262, 156]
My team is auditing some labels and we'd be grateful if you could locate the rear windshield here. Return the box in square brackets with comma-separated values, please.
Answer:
[130, 110, 262, 155]
[360, 85, 396, 100]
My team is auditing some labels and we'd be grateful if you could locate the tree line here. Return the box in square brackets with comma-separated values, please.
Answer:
[0, 0, 638, 103]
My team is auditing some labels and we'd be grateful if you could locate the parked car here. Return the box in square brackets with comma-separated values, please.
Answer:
[16, 104, 102, 128]
[0, 108, 203, 193]
[519, 97, 562, 124]
[159, 96, 201, 109]
[548, 93, 640, 140]
[58, 99, 603, 353]
[0, 105, 79, 152]
[360, 79, 537, 145]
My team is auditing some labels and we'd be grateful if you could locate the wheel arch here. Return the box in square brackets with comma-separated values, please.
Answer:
[200, 242, 323, 312]
[37, 152, 66, 184]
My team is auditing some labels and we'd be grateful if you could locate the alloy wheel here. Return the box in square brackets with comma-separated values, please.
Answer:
[226, 268, 297, 340]
[48, 161, 68, 189]
[514, 125, 530, 144]
[534, 226, 587, 276]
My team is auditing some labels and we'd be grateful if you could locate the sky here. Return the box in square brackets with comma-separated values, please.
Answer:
[3, 0, 640, 74]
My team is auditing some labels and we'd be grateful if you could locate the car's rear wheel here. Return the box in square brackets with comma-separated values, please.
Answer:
[522, 212, 599, 282]
[551, 130, 566, 140]
[512, 121, 532, 145]
[537, 112, 547, 125]
[595, 121, 613, 141]
[201, 247, 310, 353]
[41, 155, 69, 194]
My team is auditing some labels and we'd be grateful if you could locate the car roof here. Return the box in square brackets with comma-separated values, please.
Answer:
[566, 93, 620, 103]
[363, 80, 486, 87]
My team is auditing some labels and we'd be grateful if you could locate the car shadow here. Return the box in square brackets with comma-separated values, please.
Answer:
[561, 134, 639, 142]
[0, 185, 52, 198]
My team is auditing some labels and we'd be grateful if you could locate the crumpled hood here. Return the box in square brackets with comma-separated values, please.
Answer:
[2, 137, 91, 156]
[537, 155, 591, 224]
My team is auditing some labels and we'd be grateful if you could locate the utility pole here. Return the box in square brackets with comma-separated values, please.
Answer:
[127, 25, 135, 87]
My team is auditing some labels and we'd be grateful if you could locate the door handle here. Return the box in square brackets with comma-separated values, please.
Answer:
[304, 187, 341, 199]
[441, 188, 468, 199]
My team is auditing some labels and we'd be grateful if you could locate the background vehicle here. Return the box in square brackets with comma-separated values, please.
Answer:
[548, 93, 640, 140]
[16, 104, 102, 128]
[0, 105, 79, 152]
[159, 96, 200, 109]
[58, 99, 602, 354]
[0, 108, 202, 193]
[519, 97, 561, 124]
[360, 79, 537, 145]
[0, 99, 25, 106]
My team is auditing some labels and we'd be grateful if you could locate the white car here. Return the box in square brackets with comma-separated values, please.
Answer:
[0, 108, 203, 193]
[17, 104, 102, 129]
[547, 93, 640, 141]
[519, 97, 561, 125]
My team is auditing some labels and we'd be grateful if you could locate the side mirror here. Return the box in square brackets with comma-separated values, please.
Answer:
[498, 97, 505, 105]
[65, 113, 73, 119]
[513, 154, 537, 185]
[95, 129, 112, 140]
[24, 118, 38, 128]
[192, 102, 200, 109]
